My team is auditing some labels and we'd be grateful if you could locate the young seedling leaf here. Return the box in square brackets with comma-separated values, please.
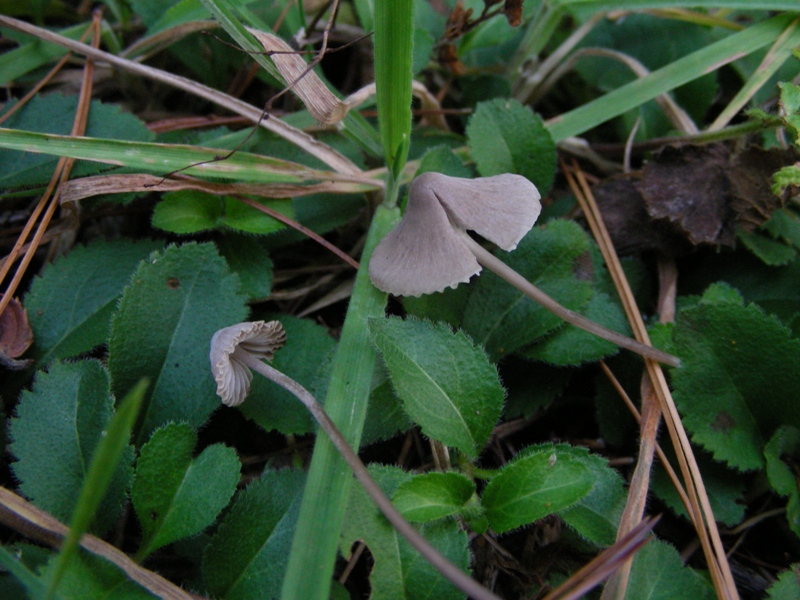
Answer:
[24, 239, 163, 364]
[392, 472, 475, 523]
[558, 451, 626, 546]
[9, 361, 132, 535]
[239, 315, 336, 435]
[340, 465, 469, 600]
[522, 291, 630, 366]
[625, 539, 715, 600]
[132, 422, 240, 559]
[368, 316, 504, 457]
[765, 426, 800, 537]
[482, 444, 594, 534]
[462, 219, 593, 360]
[466, 97, 556, 192]
[203, 469, 306, 599]
[671, 283, 800, 470]
[107, 242, 248, 441]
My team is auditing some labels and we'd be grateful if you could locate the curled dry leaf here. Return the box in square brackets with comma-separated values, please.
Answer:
[249, 29, 347, 126]
[0, 297, 33, 370]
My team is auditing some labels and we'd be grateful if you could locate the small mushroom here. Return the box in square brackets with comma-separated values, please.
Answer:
[210, 320, 287, 407]
[209, 321, 500, 600]
[369, 172, 541, 296]
[369, 172, 680, 367]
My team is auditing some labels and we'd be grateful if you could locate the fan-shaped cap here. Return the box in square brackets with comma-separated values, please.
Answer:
[210, 320, 287, 407]
[369, 172, 541, 297]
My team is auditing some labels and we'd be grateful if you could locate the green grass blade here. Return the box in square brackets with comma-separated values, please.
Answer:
[374, 0, 413, 178]
[0, 128, 371, 185]
[546, 12, 796, 142]
[281, 205, 400, 600]
[197, 0, 282, 82]
[0, 23, 86, 85]
[45, 379, 148, 600]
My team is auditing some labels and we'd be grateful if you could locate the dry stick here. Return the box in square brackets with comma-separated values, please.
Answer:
[0, 487, 197, 600]
[566, 163, 738, 599]
[460, 235, 680, 367]
[234, 349, 502, 600]
[0, 14, 100, 318]
[598, 361, 691, 515]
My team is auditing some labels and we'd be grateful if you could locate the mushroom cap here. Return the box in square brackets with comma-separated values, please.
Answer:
[369, 172, 541, 297]
[210, 320, 287, 407]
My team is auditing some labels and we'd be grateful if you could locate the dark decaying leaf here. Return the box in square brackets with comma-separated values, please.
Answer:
[0, 297, 32, 369]
[594, 144, 796, 254]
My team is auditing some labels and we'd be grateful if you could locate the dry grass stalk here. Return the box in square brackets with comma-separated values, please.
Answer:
[564, 161, 739, 600]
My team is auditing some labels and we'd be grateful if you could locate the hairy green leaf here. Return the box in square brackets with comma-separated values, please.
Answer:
[522, 291, 629, 366]
[215, 235, 273, 301]
[558, 451, 626, 546]
[765, 426, 800, 537]
[151, 191, 223, 234]
[340, 465, 469, 600]
[625, 539, 714, 600]
[203, 469, 306, 599]
[132, 422, 240, 558]
[107, 242, 248, 442]
[368, 316, 504, 457]
[466, 98, 556, 193]
[24, 239, 163, 364]
[482, 444, 594, 534]
[671, 284, 800, 470]
[392, 472, 475, 523]
[9, 361, 132, 535]
[767, 564, 800, 600]
[462, 220, 593, 360]
[40, 549, 155, 600]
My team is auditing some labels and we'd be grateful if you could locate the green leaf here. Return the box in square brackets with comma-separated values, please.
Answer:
[403, 285, 470, 329]
[220, 197, 292, 235]
[48, 380, 146, 598]
[625, 539, 714, 600]
[203, 468, 306, 599]
[9, 361, 132, 535]
[737, 227, 796, 266]
[132, 422, 240, 559]
[216, 234, 273, 301]
[362, 368, 413, 446]
[462, 220, 593, 360]
[482, 444, 594, 534]
[416, 145, 472, 179]
[466, 98, 556, 193]
[780, 82, 800, 117]
[765, 426, 800, 536]
[40, 549, 155, 600]
[0, 544, 55, 600]
[773, 165, 800, 197]
[392, 472, 475, 523]
[671, 284, 800, 470]
[107, 242, 248, 442]
[764, 208, 800, 249]
[558, 451, 626, 546]
[239, 315, 336, 435]
[368, 316, 504, 457]
[151, 190, 223, 234]
[522, 291, 629, 365]
[767, 564, 800, 600]
[340, 465, 469, 600]
[0, 93, 153, 188]
[24, 239, 163, 364]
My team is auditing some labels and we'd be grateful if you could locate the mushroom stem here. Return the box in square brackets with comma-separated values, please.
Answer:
[461, 235, 681, 368]
[233, 349, 502, 600]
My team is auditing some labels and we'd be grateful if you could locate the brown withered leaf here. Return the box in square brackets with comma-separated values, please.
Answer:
[445, 1, 473, 40]
[503, 0, 523, 27]
[728, 146, 793, 231]
[594, 144, 797, 254]
[637, 144, 734, 246]
[0, 297, 33, 370]
[591, 176, 692, 256]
